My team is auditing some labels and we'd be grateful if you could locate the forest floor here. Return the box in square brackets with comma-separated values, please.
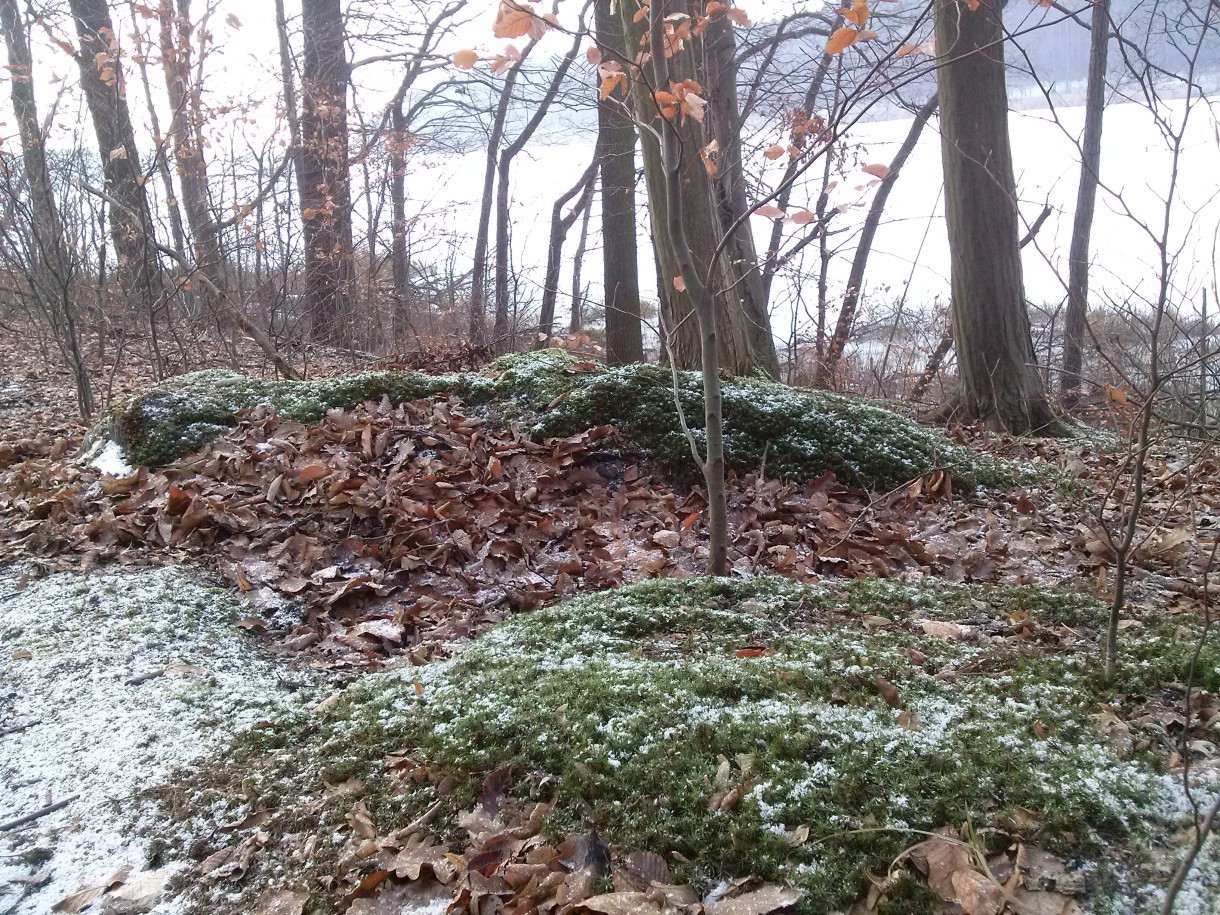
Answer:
[1, 324, 1219, 915]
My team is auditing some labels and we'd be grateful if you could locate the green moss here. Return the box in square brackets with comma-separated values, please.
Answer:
[176, 576, 1220, 913]
[107, 352, 1023, 490]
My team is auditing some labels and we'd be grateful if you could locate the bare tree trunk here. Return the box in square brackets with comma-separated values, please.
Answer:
[389, 98, 411, 340]
[69, 0, 162, 361]
[1061, 0, 1111, 398]
[295, 0, 354, 344]
[821, 93, 938, 384]
[570, 198, 593, 334]
[1, 0, 92, 415]
[127, 1, 188, 266]
[933, 0, 1061, 434]
[158, 0, 226, 321]
[761, 17, 839, 307]
[704, 5, 778, 378]
[596, 0, 643, 365]
[493, 11, 586, 351]
[467, 40, 538, 345]
[649, 1, 728, 574]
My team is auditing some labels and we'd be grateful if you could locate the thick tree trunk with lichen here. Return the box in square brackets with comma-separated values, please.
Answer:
[934, 0, 1060, 434]
[703, 7, 778, 379]
[620, 0, 754, 377]
[596, 0, 643, 365]
[296, 0, 354, 344]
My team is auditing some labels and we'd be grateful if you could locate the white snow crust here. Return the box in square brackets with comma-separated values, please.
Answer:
[0, 565, 314, 914]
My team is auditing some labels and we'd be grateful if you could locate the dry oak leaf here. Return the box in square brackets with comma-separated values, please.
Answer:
[575, 892, 666, 915]
[388, 834, 459, 883]
[451, 49, 478, 69]
[753, 204, 787, 219]
[598, 62, 627, 99]
[873, 674, 902, 708]
[909, 830, 1002, 915]
[1012, 888, 1084, 915]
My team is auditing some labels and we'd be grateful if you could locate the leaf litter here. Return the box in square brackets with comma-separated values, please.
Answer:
[4, 356, 1220, 912]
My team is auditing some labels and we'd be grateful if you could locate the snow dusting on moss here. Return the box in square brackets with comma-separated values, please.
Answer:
[105, 351, 1026, 490]
[186, 576, 1220, 913]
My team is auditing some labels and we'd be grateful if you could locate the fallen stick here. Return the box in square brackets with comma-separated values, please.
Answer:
[0, 795, 79, 832]
[0, 720, 41, 737]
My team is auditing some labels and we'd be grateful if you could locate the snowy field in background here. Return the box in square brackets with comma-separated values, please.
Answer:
[402, 97, 1220, 341]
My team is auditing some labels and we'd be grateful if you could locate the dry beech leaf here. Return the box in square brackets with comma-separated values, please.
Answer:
[874, 675, 902, 708]
[920, 620, 965, 639]
[576, 892, 665, 915]
[254, 889, 309, 915]
[704, 884, 802, 915]
[825, 25, 859, 54]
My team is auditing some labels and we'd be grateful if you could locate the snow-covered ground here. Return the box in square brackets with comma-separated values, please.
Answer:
[0, 566, 316, 914]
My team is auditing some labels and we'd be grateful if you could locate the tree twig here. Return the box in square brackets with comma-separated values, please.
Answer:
[0, 795, 78, 832]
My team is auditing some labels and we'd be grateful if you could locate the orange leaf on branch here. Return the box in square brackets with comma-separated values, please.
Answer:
[493, 0, 548, 39]
[825, 25, 859, 54]
[451, 49, 478, 70]
[598, 61, 626, 99]
[837, 0, 870, 27]
[490, 44, 523, 76]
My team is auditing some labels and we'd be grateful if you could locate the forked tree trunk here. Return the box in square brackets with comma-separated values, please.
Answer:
[1061, 0, 1111, 397]
[538, 153, 598, 344]
[596, 0, 643, 365]
[570, 198, 593, 334]
[468, 38, 538, 345]
[494, 13, 586, 351]
[933, 0, 1061, 434]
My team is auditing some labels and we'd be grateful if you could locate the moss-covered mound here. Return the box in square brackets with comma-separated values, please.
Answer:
[185, 577, 1219, 914]
[108, 351, 1015, 490]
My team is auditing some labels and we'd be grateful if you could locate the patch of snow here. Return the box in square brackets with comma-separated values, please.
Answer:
[88, 440, 134, 476]
[0, 565, 317, 914]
